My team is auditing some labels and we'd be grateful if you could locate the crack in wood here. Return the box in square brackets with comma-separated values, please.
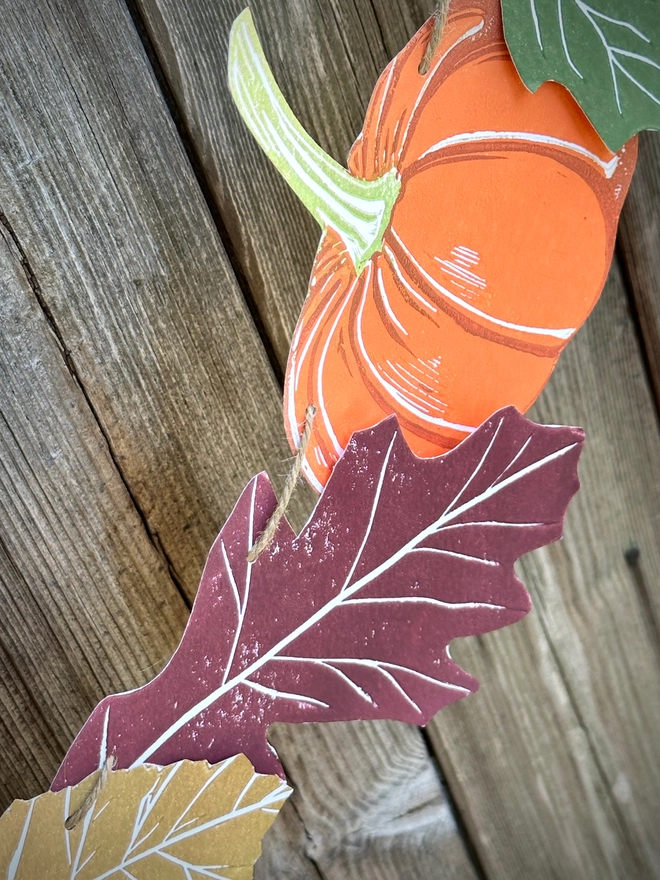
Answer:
[419, 727, 488, 880]
[122, 0, 285, 386]
[0, 209, 191, 612]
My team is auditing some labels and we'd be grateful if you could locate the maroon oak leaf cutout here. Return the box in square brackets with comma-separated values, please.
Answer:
[53, 407, 583, 788]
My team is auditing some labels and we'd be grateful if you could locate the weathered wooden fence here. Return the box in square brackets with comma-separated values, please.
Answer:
[1, 1, 659, 877]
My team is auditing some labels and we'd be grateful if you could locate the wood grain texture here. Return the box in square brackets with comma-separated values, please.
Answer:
[0, 640, 64, 805]
[265, 722, 479, 880]
[133, 0, 434, 369]
[0, 0, 311, 610]
[0, 217, 188, 805]
[618, 130, 660, 405]
[429, 261, 660, 879]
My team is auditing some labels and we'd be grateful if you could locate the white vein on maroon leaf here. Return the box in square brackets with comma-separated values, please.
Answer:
[52, 408, 583, 788]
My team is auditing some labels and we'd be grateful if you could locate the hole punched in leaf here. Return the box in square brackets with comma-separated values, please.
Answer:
[247, 404, 316, 563]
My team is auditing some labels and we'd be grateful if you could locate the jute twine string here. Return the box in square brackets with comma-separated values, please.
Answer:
[247, 404, 316, 563]
[419, 0, 450, 75]
[65, 756, 116, 831]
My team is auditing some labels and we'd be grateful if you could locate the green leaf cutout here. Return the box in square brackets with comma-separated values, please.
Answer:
[501, 0, 660, 151]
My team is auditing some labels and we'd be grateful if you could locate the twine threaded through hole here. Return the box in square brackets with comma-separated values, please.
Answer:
[419, 0, 450, 75]
[247, 404, 316, 563]
[65, 756, 116, 831]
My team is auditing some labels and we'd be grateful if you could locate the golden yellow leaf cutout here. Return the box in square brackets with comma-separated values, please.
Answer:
[0, 755, 290, 879]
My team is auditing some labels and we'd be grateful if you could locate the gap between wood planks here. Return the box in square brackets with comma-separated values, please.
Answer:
[419, 727, 489, 880]
[122, 0, 285, 388]
[615, 241, 660, 437]
[0, 210, 192, 613]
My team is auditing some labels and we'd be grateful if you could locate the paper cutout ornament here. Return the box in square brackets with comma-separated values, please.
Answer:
[1, 756, 290, 879]
[502, 0, 660, 152]
[229, 1, 635, 491]
[53, 408, 583, 788]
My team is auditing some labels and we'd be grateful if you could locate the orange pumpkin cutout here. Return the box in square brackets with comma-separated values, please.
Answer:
[229, 2, 637, 492]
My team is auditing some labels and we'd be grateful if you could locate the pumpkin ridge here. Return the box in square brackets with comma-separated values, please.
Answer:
[396, 26, 493, 169]
[384, 232, 568, 358]
[348, 270, 478, 437]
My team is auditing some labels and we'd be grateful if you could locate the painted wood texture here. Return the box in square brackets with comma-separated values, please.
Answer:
[0, 2, 658, 879]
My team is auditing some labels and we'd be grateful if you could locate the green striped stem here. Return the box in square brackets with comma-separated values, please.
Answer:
[228, 9, 401, 275]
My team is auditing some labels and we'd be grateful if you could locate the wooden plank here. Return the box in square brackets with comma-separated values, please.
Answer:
[132, 0, 433, 369]
[428, 260, 660, 878]
[0, 641, 64, 804]
[618, 131, 660, 404]
[0, 217, 188, 808]
[256, 797, 324, 880]
[0, 0, 311, 612]
[265, 722, 480, 880]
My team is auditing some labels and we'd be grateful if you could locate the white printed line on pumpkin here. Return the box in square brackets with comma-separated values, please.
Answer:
[417, 129, 619, 177]
[287, 269, 344, 453]
[356, 279, 476, 433]
[379, 366, 447, 417]
[386, 361, 427, 392]
[384, 246, 438, 313]
[293, 272, 343, 391]
[376, 264, 409, 335]
[434, 249, 487, 290]
[407, 358, 443, 378]
[377, 364, 435, 416]
[317, 275, 361, 458]
[130, 436, 575, 767]
[390, 361, 446, 407]
[388, 230, 577, 340]
[302, 458, 325, 494]
[374, 61, 396, 161]
[397, 20, 485, 161]
[384, 360, 449, 411]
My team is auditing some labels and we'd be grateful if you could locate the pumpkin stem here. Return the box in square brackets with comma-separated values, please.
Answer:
[228, 10, 400, 275]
